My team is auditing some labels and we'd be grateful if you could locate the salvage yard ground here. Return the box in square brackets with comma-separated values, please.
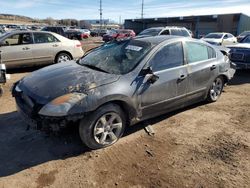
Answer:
[0, 48, 250, 187]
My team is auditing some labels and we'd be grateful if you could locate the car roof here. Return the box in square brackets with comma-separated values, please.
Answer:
[134, 35, 211, 47]
[134, 35, 183, 45]
[207, 32, 228, 35]
[3, 30, 56, 35]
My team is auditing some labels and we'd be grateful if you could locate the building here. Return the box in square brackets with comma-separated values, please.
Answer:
[124, 13, 250, 37]
[79, 19, 120, 29]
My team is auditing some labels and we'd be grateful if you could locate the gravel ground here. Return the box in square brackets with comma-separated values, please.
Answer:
[0, 63, 249, 188]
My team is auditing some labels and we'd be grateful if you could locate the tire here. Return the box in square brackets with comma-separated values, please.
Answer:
[79, 104, 126, 150]
[207, 76, 224, 102]
[56, 53, 72, 63]
[0, 86, 3, 97]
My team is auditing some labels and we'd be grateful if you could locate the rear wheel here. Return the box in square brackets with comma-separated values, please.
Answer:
[56, 53, 72, 63]
[207, 76, 224, 102]
[79, 104, 126, 149]
[0, 86, 3, 97]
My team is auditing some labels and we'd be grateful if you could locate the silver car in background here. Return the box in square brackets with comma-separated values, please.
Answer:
[0, 31, 84, 68]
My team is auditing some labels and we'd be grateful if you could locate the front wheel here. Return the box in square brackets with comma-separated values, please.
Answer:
[79, 104, 126, 149]
[207, 76, 224, 102]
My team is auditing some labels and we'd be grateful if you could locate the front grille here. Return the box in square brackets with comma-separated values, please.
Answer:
[245, 55, 250, 63]
[230, 53, 244, 61]
[15, 90, 42, 119]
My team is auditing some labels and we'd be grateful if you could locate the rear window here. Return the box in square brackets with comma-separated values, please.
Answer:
[205, 33, 223, 39]
[241, 36, 250, 43]
[139, 28, 162, 36]
[171, 29, 190, 37]
[239, 31, 250, 36]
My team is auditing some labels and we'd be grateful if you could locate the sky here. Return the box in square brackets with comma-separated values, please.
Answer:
[0, 0, 250, 22]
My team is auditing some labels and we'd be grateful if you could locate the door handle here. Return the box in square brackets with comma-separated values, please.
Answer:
[22, 47, 30, 50]
[178, 74, 186, 81]
[211, 65, 217, 70]
[52, 44, 59, 47]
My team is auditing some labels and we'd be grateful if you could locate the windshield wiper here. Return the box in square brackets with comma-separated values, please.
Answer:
[82, 64, 110, 73]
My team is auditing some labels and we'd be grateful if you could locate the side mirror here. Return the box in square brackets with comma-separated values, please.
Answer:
[147, 74, 159, 84]
[140, 66, 153, 76]
[0, 41, 9, 47]
[141, 67, 159, 84]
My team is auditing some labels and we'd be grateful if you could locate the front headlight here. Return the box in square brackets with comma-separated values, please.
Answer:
[39, 93, 87, 117]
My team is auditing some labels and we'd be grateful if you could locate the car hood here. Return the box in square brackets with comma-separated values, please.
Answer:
[227, 43, 250, 49]
[203, 38, 222, 43]
[18, 61, 120, 104]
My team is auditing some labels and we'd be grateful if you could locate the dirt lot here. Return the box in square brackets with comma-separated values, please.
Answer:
[0, 64, 249, 187]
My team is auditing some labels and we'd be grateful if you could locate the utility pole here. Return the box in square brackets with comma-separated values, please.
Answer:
[141, 0, 144, 19]
[141, 0, 145, 30]
[99, 0, 103, 32]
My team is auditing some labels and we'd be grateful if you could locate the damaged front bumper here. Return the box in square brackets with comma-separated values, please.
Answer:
[13, 84, 85, 132]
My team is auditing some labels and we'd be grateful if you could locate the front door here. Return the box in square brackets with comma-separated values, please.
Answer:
[140, 41, 188, 118]
[0, 33, 33, 68]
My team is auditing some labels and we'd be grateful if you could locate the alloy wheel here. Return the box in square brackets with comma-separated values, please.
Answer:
[210, 77, 223, 101]
[57, 54, 71, 63]
[93, 112, 123, 146]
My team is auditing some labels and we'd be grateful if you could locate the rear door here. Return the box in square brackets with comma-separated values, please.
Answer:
[0, 32, 33, 68]
[140, 41, 188, 117]
[184, 41, 218, 101]
[32, 32, 61, 64]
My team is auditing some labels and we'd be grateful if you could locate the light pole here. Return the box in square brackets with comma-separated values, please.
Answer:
[99, 0, 103, 33]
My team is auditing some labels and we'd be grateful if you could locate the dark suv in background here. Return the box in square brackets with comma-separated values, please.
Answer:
[42, 26, 67, 37]
[138, 26, 192, 37]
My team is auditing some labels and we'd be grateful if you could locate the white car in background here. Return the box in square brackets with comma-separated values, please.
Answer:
[0, 31, 84, 68]
[80, 29, 91, 36]
[202, 32, 237, 46]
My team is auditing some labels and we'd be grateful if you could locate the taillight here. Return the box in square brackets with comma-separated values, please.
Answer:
[76, 43, 82, 48]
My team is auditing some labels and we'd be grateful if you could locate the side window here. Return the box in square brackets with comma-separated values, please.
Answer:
[3, 33, 32, 46]
[181, 30, 190, 37]
[34, 33, 59, 43]
[20, 33, 32, 44]
[223, 34, 228, 39]
[3, 34, 20, 45]
[207, 47, 216, 59]
[186, 42, 209, 63]
[151, 42, 184, 72]
[160, 30, 170, 35]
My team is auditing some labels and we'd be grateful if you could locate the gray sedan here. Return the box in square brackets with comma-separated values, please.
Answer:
[13, 36, 234, 149]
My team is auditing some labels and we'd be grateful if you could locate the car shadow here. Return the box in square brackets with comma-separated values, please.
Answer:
[0, 111, 89, 177]
[228, 69, 250, 85]
[124, 101, 207, 137]
[0, 101, 207, 177]
[7, 65, 48, 74]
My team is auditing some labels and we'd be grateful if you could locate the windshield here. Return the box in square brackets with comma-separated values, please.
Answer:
[138, 28, 162, 36]
[241, 36, 250, 43]
[78, 40, 152, 75]
[239, 31, 250, 37]
[204, 33, 223, 39]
